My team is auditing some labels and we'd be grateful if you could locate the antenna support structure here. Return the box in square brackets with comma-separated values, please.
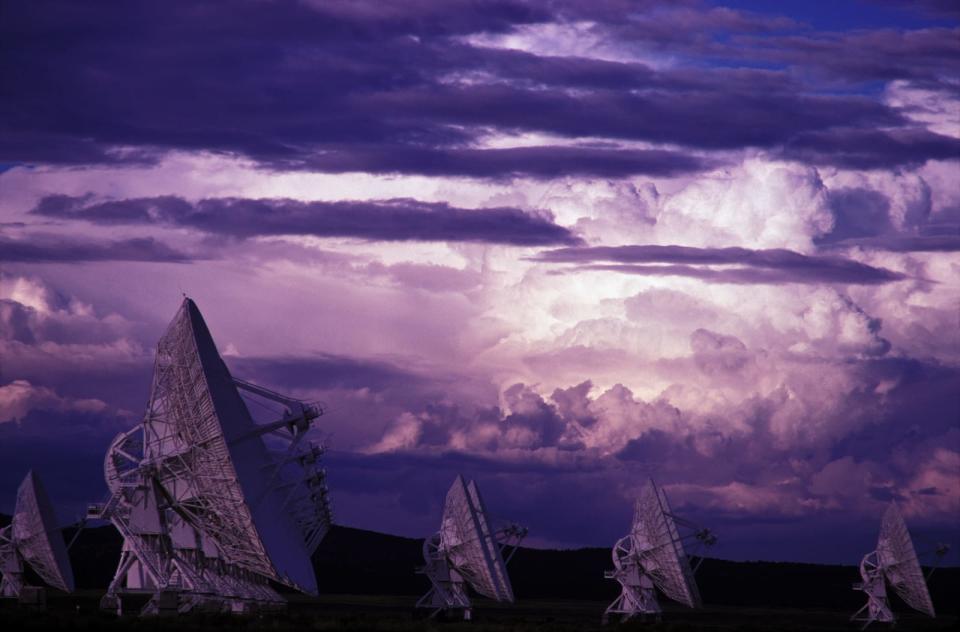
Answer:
[416, 475, 527, 620]
[93, 298, 332, 615]
[603, 479, 714, 624]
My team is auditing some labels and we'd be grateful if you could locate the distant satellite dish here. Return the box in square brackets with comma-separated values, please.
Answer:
[416, 475, 527, 620]
[0, 470, 76, 600]
[93, 298, 333, 615]
[603, 479, 715, 623]
[852, 502, 940, 628]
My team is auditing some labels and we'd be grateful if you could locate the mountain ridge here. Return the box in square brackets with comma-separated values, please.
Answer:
[1, 513, 956, 614]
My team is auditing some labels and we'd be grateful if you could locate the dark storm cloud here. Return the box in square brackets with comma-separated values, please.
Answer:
[0, 404, 139, 521]
[0, 234, 195, 263]
[323, 447, 952, 563]
[908, 0, 960, 19]
[533, 245, 908, 284]
[298, 145, 711, 179]
[2, 0, 956, 175]
[360, 354, 960, 554]
[813, 182, 960, 252]
[573, 3, 958, 86]
[323, 448, 628, 548]
[871, 0, 960, 22]
[570, 263, 903, 285]
[31, 195, 581, 245]
[823, 233, 960, 252]
[781, 128, 960, 170]
[734, 27, 960, 85]
[828, 357, 960, 461]
[350, 84, 904, 150]
[821, 187, 898, 242]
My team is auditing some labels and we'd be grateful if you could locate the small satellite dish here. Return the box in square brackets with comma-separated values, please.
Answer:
[95, 298, 333, 615]
[0, 470, 76, 601]
[416, 475, 527, 620]
[852, 502, 940, 628]
[603, 478, 714, 623]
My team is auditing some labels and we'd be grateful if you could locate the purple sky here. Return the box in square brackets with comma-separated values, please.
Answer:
[1, 0, 958, 564]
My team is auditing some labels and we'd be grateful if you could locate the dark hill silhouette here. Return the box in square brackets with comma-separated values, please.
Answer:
[1, 514, 955, 615]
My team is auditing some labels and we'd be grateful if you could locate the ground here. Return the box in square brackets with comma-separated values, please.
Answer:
[0, 591, 955, 632]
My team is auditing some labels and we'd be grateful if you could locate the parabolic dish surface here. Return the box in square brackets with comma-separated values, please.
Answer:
[440, 475, 514, 602]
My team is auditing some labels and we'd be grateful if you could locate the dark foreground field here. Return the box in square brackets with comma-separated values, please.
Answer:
[0, 591, 956, 632]
[0, 517, 956, 631]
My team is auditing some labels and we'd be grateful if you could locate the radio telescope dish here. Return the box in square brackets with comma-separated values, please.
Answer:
[0, 470, 75, 599]
[95, 298, 333, 615]
[604, 479, 715, 623]
[852, 502, 937, 628]
[416, 475, 527, 620]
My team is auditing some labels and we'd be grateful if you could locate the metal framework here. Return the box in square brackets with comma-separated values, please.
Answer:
[852, 502, 939, 629]
[0, 471, 75, 600]
[93, 298, 332, 615]
[417, 475, 526, 620]
[603, 479, 715, 623]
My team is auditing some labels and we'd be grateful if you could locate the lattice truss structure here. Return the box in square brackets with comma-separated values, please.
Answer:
[0, 471, 75, 599]
[417, 475, 526, 620]
[604, 479, 715, 623]
[852, 502, 938, 629]
[95, 299, 332, 615]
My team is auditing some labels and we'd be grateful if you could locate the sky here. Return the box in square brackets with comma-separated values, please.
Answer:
[0, 0, 958, 565]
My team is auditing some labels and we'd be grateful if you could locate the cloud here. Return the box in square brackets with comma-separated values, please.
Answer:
[568, 5, 958, 86]
[296, 145, 711, 179]
[0, 379, 108, 424]
[820, 187, 896, 242]
[737, 26, 960, 85]
[780, 128, 960, 170]
[0, 275, 152, 410]
[32, 195, 581, 245]
[364, 353, 960, 532]
[533, 244, 909, 284]
[670, 160, 835, 250]
[0, 381, 139, 521]
[690, 328, 752, 375]
[360, 261, 482, 293]
[368, 382, 586, 454]
[822, 233, 960, 252]
[0, 234, 195, 263]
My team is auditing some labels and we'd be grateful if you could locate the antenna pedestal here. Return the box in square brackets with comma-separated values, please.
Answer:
[0, 530, 25, 598]
[416, 476, 526, 620]
[416, 534, 472, 619]
[851, 550, 894, 629]
[0, 471, 75, 601]
[603, 480, 711, 624]
[851, 503, 938, 628]
[603, 536, 661, 623]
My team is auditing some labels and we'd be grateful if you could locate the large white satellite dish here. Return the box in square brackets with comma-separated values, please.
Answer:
[851, 502, 941, 629]
[0, 470, 76, 601]
[603, 478, 715, 623]
[416, 475, 527, 620]
[92, 298, 333, 615]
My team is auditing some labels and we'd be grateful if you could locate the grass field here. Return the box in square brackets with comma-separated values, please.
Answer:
[1, 590, 956, 632]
